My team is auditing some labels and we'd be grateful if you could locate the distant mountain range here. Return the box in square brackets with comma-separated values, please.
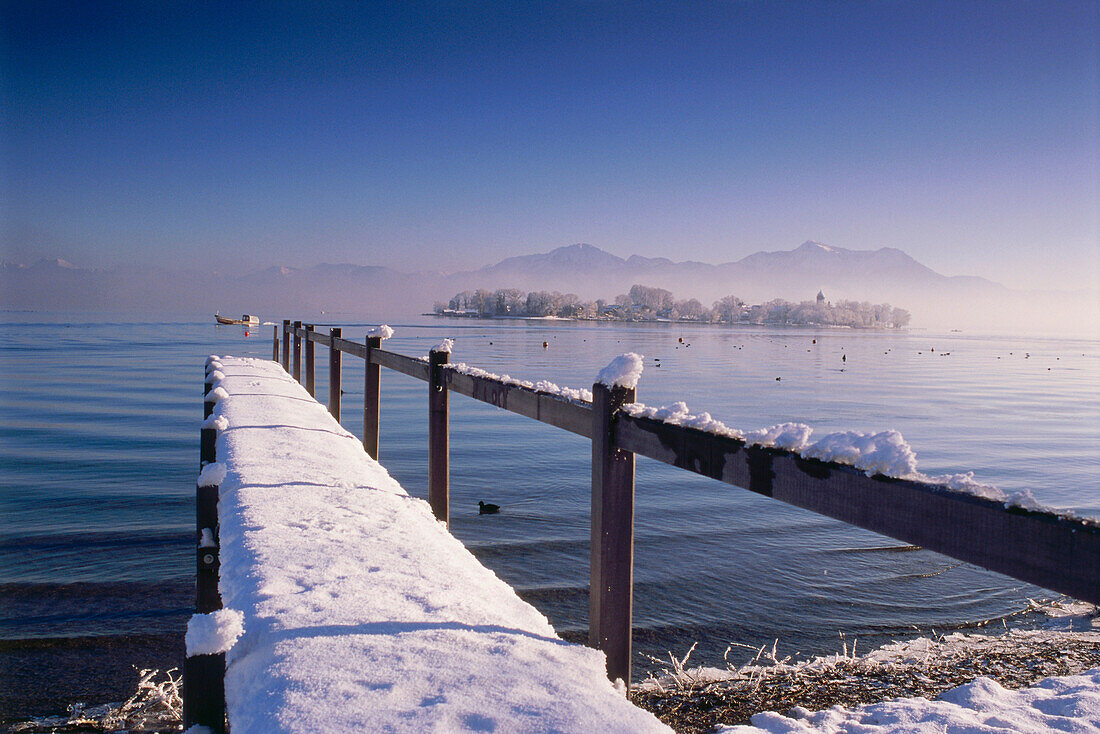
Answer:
[1, 241, 1088, 332]
[458, 241, 1008, 306]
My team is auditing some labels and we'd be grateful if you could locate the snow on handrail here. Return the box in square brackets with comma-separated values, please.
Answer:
[614, 410, 1100, 605]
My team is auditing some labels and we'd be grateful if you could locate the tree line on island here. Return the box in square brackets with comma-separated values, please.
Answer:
[434, 284, 911, 328]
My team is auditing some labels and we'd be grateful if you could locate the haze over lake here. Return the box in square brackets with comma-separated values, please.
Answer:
[3, 241, 1096, 336]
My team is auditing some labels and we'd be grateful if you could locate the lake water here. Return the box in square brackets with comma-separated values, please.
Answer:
[1, 315, 1097, 718]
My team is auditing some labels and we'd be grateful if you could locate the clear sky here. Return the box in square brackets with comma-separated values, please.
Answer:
[2, 1, 1097, 290]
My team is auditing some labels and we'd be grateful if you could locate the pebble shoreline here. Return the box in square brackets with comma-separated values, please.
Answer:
[632, 627, 1100, 733]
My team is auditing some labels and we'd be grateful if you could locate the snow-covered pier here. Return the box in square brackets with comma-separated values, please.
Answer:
[192, 355, 670, 733]
[184, 323, 1100, 732]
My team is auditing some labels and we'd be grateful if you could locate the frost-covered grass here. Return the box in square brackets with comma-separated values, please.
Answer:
[7, 668, 182, 733]
[633, 600, 1100, 733]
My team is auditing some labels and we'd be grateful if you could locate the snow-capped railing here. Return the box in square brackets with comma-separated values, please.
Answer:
[185, 360, 230, 733]
[276, 322, 1099, 655]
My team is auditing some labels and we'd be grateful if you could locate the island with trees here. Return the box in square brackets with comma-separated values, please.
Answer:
[432, 285, 910, 328]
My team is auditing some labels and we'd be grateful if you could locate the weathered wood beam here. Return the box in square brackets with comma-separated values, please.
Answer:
[372, 348, 430, 381]
[615, 413, 1100, 604]
[443, 369, 592, 438]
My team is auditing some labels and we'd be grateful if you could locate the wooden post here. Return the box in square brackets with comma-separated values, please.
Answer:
[201, 363, 218, 467]
[198, 369, 223, 613]
[186, 368, 226, 734]
[428, 347, 450, 524]
[589, 381, 637, 688]
[281, 320, 290, 372]
[328, 327, 342, 421]
[196, 492, 220, 612]
[292, 320, 302, 383]
[183, 655, 225, 734]
[200, 421, 216, 473]
[304, 325, 316, 397]
[364, 335, 381, 459]
[272, 325, 279, 362]
[203, 375, 216, 421]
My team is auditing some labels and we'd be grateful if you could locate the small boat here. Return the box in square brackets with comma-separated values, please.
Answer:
[215, 313, 260, 326]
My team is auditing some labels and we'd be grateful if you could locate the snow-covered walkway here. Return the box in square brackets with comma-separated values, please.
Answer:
[203, 356, 670, 733]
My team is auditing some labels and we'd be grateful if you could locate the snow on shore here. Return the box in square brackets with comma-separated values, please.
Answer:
[207, 356, 669, 733]
[720, 666, 1100, 733]
[638, 607, 1100, 734]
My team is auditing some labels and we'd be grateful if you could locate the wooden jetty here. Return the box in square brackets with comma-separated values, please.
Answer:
[182, 321, 1100, 732]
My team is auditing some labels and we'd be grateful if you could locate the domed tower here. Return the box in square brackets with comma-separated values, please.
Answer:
[816, 290, 826, 305]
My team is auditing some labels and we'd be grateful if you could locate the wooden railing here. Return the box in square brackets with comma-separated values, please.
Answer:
[186, 365, 228, 733]
[185, 319, 1100, 731]
[279, 320, 1099, 666]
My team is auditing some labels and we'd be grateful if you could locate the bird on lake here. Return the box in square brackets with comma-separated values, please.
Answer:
[478, 501, 500, 515]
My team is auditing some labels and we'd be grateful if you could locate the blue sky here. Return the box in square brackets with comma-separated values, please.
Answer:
[2, 1, 1096, 290]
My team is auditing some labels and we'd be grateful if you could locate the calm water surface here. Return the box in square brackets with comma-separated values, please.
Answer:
[1, 316, 1097, 716]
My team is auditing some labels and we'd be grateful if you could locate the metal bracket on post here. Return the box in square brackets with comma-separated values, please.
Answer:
[364, 335, 381, 459]
[328, 327, 342, 420]
[428, 347, 450, 524]
[589, 380, 637, 689]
